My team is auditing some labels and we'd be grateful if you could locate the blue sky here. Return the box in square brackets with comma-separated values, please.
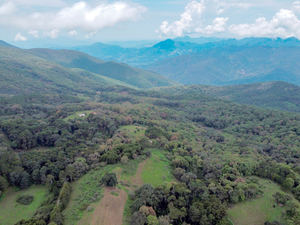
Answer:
[0, 0, 299, 47]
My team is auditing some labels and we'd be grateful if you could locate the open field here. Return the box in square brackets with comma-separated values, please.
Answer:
[0, 186, 48, 225]
[64, 148, 174, 225]
[228, 178, 300, 225]
[141, 149, 174, 187]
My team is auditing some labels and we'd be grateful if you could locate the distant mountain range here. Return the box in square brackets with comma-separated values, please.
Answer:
[0, 40, 299, 113]
[72, 37, 300, 86]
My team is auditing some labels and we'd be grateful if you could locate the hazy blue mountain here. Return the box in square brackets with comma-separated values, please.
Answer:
[71, 37, 300, 67]
[28, 48, 175, 89]
[145, 46, 300, 85]
[0, 40, 16, 48]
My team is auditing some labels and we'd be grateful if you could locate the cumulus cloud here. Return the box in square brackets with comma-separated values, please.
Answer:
[229, 9, 300, 38]
[203, 17, 228, 34]
[0, 1, 146, 39]
[159, 0, 205, 37]
[14, 33, 27, 41]
[159, 0, 300, 39]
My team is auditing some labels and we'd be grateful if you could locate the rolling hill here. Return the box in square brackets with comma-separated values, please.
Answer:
[197, 81, 300, 112]
[28, 48, 174, 89]
[0, 46, 132, 96]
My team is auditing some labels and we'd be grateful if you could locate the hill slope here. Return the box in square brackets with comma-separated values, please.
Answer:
[0, 46, 132, 96]
[198, 81, 300, 112]
[28, 48, 174, 89]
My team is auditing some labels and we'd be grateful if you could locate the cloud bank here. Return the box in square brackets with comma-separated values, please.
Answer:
[0, 0, 146, 40]
[159, 0, 300, 39]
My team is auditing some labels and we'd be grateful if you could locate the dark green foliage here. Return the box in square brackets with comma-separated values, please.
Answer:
[50, 182, 72, 225]
[198, 81, 300, 112]
[273, 192, 291, 206]
[15, 218, 47, 225]
[16, 195, 34, 205]
[101, 173, 118, 187]
[0, 175, 8, 191]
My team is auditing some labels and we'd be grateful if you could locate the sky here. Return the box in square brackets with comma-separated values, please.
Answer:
[0, 0, 300, 47]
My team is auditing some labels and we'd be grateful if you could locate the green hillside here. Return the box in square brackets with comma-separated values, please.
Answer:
[28, 48, 175, 89]
[198, 81, 300, 112]
[0, 46, 132, 96]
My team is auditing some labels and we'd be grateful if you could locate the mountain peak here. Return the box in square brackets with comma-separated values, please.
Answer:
[153, 39, 176, 50]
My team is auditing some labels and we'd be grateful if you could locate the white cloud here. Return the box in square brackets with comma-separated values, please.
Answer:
[159, 0, 205, 37]
[293, 1, 300, 13]
[0, 1, 146, 38]
[215, 1, 253, 15]
[14, 33, 27, 41]
[203, 17, 228, 34]
[229, 9, 300, 39]
[0, 2, 15, 15]
[28, 30, 39, 38]
[45, 29, 59, 39]
[68, 30, 78, 36]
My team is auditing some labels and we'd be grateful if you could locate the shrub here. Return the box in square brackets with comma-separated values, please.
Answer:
[101, 173, 118, 187]
[16, 195, 34, 205]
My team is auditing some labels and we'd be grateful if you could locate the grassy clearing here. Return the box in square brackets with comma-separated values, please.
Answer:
[0, 186, 48, 225]
[117, 125, 146, 139]
[63, 110, 93, 121]
[63, 165, 116, 225]
[63, 159, 141, 225]
[141, 149, 174, 187]
[227, 177, 299, 225]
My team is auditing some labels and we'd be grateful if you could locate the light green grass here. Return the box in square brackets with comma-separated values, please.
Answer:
[141, 149, 174, 187]
[63, 165, 116, 225]
[63, 110, 93, 121]
[118, 125, 146, 139]
[0, 186, 48, 225]
[63, 159, 142, 225]
[227, 177, 299, 225]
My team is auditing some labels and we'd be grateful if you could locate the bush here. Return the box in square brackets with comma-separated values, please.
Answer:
[101, 173, 118, 187]
[16, 195, 34, 205]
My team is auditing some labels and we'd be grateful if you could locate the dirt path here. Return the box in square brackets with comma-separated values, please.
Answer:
[90, 187, 127, 225]
[83, 159, 149, 225]
[130, 159, 148, 188]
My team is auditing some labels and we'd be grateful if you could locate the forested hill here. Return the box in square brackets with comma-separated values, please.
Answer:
[0, 46, 136, 95]
[28, 48, 174, 89]
[174, 81, 300, 112]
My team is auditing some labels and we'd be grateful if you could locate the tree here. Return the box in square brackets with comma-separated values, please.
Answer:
[0, 175, 8, 191]
[101, 173, 118, 187]
[147, 215, 159, 225]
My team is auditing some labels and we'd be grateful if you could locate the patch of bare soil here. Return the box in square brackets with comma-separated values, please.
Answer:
[90, 187, 127, 225]
[130, 159, 148, 188]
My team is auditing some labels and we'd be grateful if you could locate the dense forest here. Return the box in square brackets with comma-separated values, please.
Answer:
[0, 84, 299, 225]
